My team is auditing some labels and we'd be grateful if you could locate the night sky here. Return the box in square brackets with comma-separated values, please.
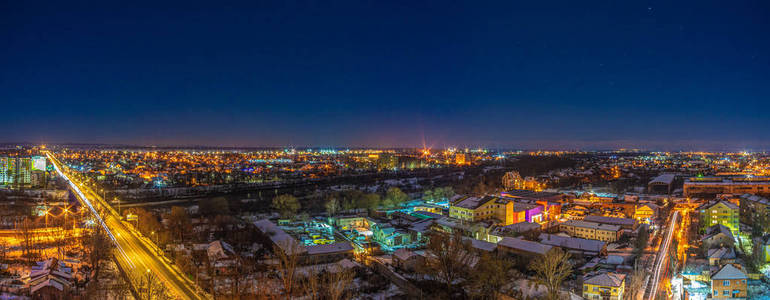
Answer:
[2, 1, 769, 150]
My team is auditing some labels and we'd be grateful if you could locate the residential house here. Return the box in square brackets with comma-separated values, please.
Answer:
[583, 272, 626, 300]
[26, 258, 73, 300]
[702, 224, 735, 250]
[207, 240, 237, 275]
[707, 247, 736, 267]
[392, 248, 424, 272]
[710, 264, 747, 299]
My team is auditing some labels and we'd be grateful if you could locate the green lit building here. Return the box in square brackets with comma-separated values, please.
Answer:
[0, 156, 46, 188]
[699, 200, 740, 236]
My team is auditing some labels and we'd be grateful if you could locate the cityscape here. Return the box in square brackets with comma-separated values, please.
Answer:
[3, 1, 770, 300]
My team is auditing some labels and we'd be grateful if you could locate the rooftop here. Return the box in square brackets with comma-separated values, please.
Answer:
[501, 189, 564, 200]
[498, 237, 552, 255]
[649, 174, 676, 185]
[452, 196, 495, 210]
[539, 233, 606, 253]
[583, 215, 637, 226]
[584, 272, 626, 287]
[711, 264, 747, 280]
[561, 220, 621, 232]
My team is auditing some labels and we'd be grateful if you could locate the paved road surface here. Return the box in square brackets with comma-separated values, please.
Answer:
[48, 152, 206, 300]
[646, 210, 679, 300]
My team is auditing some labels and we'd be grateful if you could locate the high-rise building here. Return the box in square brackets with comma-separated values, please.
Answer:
[0, 157, 36, 187]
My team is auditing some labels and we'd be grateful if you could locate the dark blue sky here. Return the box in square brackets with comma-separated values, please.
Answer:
[2, 1, 769, 150]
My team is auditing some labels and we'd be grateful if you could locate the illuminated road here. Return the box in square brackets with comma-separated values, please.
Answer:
[47, 152, 206, 300]
[647, 210, 679, 300]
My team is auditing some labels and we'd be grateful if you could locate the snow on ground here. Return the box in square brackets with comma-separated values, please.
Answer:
[512, 279, 547, 299]
[355, 283, 403, 300]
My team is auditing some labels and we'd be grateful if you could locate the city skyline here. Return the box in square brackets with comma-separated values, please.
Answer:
[3, 1, 770, 149]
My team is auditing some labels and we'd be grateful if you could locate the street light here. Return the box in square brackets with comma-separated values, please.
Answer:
[44, 208, 51, 227]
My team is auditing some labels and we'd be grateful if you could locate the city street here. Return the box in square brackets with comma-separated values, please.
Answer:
[47, 152, 206, 300]
[647, 210, 679, 300]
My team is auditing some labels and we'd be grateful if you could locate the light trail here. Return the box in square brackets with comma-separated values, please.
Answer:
[47, 152, 207, 300]
[648, 210, 679, 300]
[46, 153, 135, 268]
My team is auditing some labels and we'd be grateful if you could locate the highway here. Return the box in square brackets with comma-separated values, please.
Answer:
[47, 152, 206, 300]
[647, 210, 679, 300]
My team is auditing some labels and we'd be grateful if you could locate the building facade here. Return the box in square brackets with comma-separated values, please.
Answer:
[560, 220, 621, 242]
[685, 176, 770, 197]
[710, 264, 748, 299]
[699, 200, 740, 236]
[583, 272, 626, 300]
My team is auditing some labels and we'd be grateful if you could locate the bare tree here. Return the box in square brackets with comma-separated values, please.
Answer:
[19, 218, 37, 263]
[229, 255, 255, 299]
[53, 226, 67, 260]
[469, 252, 513, 299]
[138, 271, 172, 300]
[625, 262, 646, 300]
[529, 248, 572, 300]
[87, 227, 112, 281]
[0, 239, 8, 263]
[274, 239, 304, 299]
[166, 206, 191, 242]
[324, 268, 355, 300]
[325, 195, 340, 217]
[419, 232, 474, 294]
[301, 267, 321, 300]
[110, 273, 133, 300]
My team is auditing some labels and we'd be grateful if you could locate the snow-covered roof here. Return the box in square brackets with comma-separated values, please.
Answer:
[305, 242, 353, 255]
[711, 264, 747, 280]
[561, 220, 621, 232]
[539, 234, 606, 253]
[452, 196, 494, 209]
[31, 278, 66, 294]
[408, 219, 435, 233]
[740, 193, 770, 205]
[707, 247, 736, 260]
[649, 174, 675, 185]
[393, 248, 418, 261]
[498, 237, 552, 255]
[208, 240, 235, 261]
[702, 224, 734, 242]
[699, 200, 739, 211]
[467, 238, 497, 252]
[584, 272, 625, 287]
[494, 222, 541, 235]
[254, 219, 307, 255]
[583, 215, 636, 227]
